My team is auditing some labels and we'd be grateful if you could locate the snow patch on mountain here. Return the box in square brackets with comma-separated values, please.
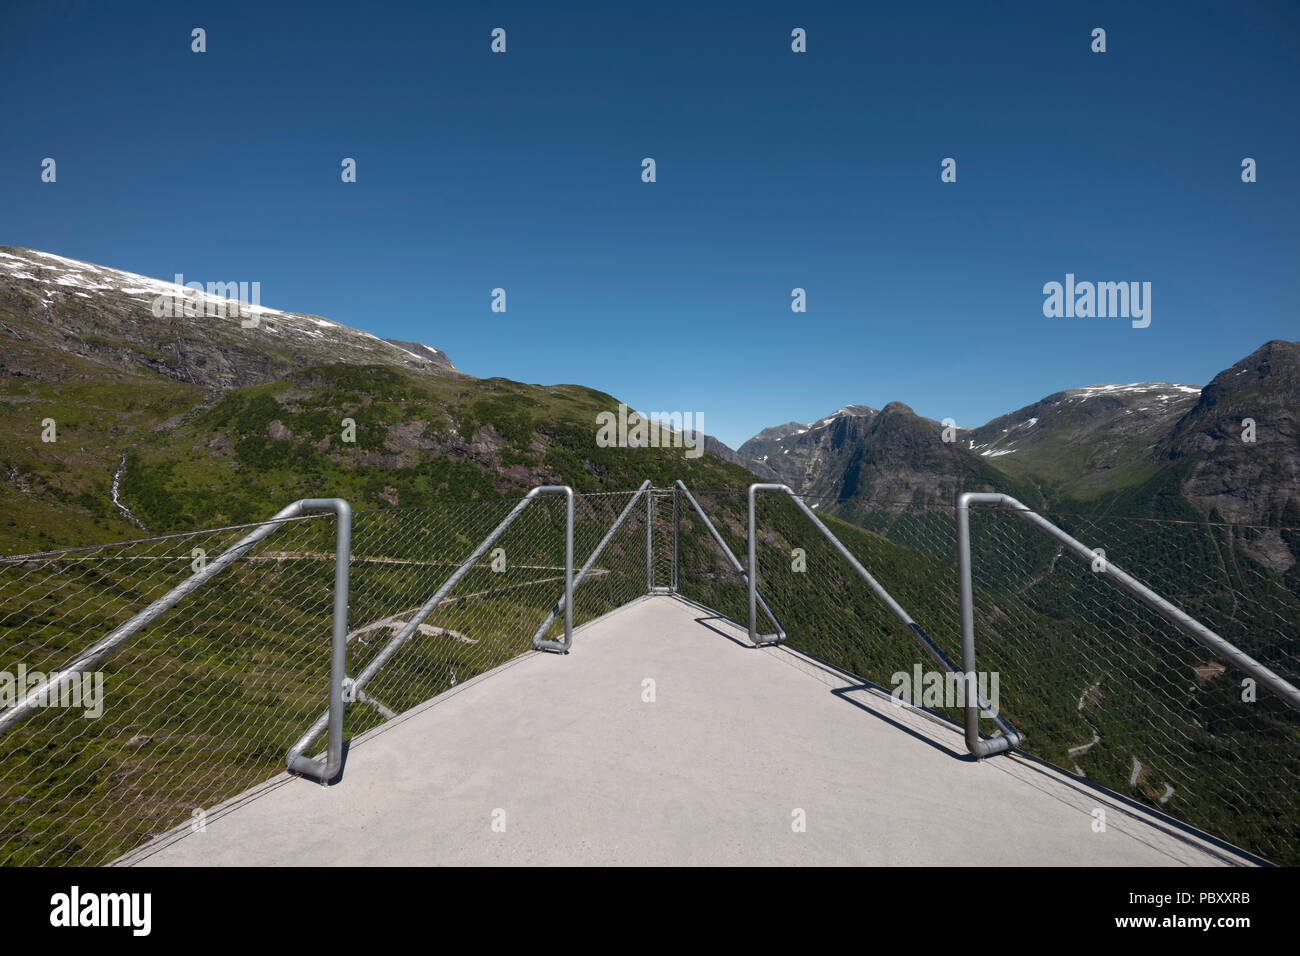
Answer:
[0, 246, 463, 381]
[1068, 382, 1200, 401]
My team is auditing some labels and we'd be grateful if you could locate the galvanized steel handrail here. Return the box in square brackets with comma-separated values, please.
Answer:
[749, 483, 1019, 755]
[530, 481, 652, 651]
[956, 491, 1300, 756]
[674, 480, 785, 642]
[0, 498, 355, 783]
[286, 485, 574, 775]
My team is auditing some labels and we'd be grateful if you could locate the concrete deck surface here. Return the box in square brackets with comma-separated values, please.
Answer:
[121, 595, 1256, 866]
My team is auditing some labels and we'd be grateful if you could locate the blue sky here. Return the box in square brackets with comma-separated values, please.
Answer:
[2, 1, 1297, 447]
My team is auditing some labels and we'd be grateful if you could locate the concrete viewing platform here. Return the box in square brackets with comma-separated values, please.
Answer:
[120, 596, 1257, 866]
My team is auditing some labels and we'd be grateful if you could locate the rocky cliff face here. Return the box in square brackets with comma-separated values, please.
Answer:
[1166, 340, 1300, 529]
[738, 405, 878, 490]
[701, 435, 778, 480]
[738, 401, 1031, 517]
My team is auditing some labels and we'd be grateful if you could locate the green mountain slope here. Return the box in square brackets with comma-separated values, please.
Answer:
[0, 247, 755, 554]
[966, 381, 1201, 498]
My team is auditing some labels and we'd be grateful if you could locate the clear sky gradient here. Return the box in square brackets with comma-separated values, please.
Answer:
[2, 1, 1297, 447]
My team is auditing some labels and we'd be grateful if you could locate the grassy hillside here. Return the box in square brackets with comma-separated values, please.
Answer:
[0, 339, 203, 553]
[0, 338, 755, 555]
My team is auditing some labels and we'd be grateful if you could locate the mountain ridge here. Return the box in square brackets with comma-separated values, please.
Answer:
[0, 245, 464, 389]
[726, 340, 1299, 566]
[0, 247, 755, 553]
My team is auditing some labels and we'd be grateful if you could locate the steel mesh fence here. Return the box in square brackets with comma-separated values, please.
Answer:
[962, 505, 1300, 866]
[3, 481, 1296, 867]
[0, 514, 339, 865]
[679, 488, 1300, 865]
[0, 489, 651, 866]
[678, 489, 963, 691]
[649, 489, 676, 591]
[672, 488, 753, 624]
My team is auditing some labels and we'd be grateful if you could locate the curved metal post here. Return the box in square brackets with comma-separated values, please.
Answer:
[748, 483, 1018, 754]
[288, 485, 573, 772]
[672, 481, 784, 643]
[0, 498, 354, 783]
[957, 492, 1300, 756]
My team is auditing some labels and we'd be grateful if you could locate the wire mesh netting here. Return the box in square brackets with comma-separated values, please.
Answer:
[0, 489, 652, 866]
[678, 488, 1300, 865]
[649, 490, 677, 591]
[962, 505, 1300, 867]
[678, 489, 965, 701]
[0, 514, 340, 866]
[2, 483, 1296, 866]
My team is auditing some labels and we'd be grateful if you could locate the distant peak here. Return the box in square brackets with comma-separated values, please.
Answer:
[880, 400, 915, 415]
[809, 404, 877, 428]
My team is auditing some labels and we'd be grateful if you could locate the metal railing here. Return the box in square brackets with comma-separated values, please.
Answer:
[0, 484, 647, 864]
[747, 484, 1019, 753]
[0, 478, 795, 865]
[957, 492, 1300, 741]
[676, 481, 784, 641]
[530, 481, 651, 649]
[286, 485, 575, 779]
[0, 499, 354, 783]
[3, 479, 1298, 865]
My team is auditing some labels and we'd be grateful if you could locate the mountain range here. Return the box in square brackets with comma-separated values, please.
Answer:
[726, 341, 1299, 568]
[1, 245, 1296, 571]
